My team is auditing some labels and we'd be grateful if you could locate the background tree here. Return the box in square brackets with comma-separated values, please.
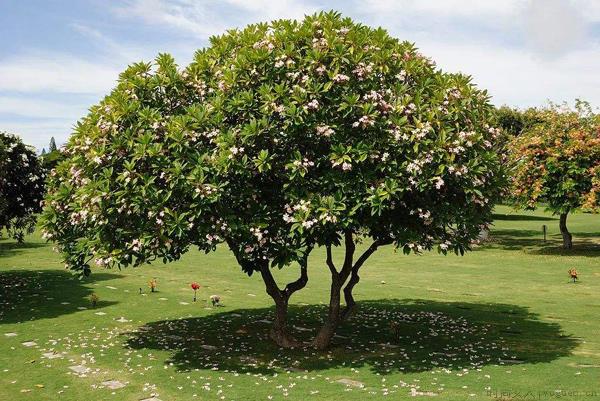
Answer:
[495, 105, 544, 137]
[0, 132, 46, 242]
[42, 12, 504, 349]
[507, 101, 600, 249]
[41, 146, 65, 172]
[48, 136, 57, 152]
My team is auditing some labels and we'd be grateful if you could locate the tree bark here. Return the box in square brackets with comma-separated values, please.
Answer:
[312, 232, 355, 349]
[559, 212, 573, 249]
[270, 295, 297, 348]
[312, 275, 343, 349]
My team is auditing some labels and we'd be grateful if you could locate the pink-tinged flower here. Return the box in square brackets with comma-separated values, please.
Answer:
[305, 99, 319, 111]
[315, 64, 326, 75]
[352, 62, 374, 80]
[332, 73, 350, 83]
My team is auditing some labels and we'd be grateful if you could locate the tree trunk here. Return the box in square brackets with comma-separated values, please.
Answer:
[559, 213, 573, 249]
[270, 296, 299, 348]
[260, 268, 299, 348]
[225, 239, 312, 348]
[312, 278, 343, 350]
[311, 233, 355, 349]
[340, 269, 359, 321]
[257, 248, 311, 348]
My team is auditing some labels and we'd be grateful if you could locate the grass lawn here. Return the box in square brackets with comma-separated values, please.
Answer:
[1, 205, 599, 401]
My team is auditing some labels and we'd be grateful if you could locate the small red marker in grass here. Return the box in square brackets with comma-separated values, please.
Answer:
[191, 282, 201, 301]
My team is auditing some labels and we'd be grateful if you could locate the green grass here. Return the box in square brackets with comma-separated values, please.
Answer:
[1, 205, 600, 401]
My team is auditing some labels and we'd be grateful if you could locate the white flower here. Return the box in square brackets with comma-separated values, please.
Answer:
[316, 125, 334, 137]
[352, 115, 375, 128]
[395, 70, 407, 82]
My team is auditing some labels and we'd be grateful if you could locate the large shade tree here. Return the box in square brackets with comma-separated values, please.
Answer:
[508, 101, 600, 249]
[0, 132, 46, 242]
[42, 12, 504, 348]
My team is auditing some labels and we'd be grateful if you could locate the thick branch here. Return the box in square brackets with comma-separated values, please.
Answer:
[326, 244, 337, 276]
[341, 238, 392, 321]
[259, 261, 282, 301]
[353, 238, 388, 273]
[284, 245, 312, 296]
[340, 230, 355, 275]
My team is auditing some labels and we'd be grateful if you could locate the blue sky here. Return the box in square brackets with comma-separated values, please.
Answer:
[1, 0, 600, 151]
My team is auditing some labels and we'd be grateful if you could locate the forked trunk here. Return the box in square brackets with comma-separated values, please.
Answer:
[257, 248, 311, 348]
[559, 213, 572, 249]
[311, 236, 388, 349]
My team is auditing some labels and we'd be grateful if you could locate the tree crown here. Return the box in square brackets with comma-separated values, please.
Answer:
[42, 12, 504, 275]
[0, 132, 46, 241]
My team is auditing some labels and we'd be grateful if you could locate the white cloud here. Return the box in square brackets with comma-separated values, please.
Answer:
[0, 96, 87, 119]
[0, 53, 120, 94]
[522, 0, 586, 57]
[3, 120, 74, 151]
[113, 0, 319, 38]
[363, 0, 525, 18]
[418, 39, 600, 107]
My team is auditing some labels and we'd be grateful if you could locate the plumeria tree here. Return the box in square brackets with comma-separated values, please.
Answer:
[42, 12, 504, 349]
[508, 101, 600, 249]
[0, 132, 46, 242]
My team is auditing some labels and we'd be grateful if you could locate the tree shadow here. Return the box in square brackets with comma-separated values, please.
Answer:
[124, 299, 578, 375]
[0, 270, 121, 324]
[0, 239, 47, 258]
[484, 229, 600, 256]
[492, 213, 556, 222]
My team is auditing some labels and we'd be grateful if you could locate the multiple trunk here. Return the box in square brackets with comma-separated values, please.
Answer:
[312, 232, 388, 349]
[251, 232, 388, 349]
[559, 212, 573, 249]
[239, 212, 576, 350]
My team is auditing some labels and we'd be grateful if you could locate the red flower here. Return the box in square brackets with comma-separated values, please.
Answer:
[191, 282, 200, 290]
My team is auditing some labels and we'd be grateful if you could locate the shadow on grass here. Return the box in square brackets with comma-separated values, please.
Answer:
[484, 229, 600, 256]
[492, 213, 556, 222]
[0, 270, 121, 324]
[0, 238, 47, 258]
[124, 299, 578, 375]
